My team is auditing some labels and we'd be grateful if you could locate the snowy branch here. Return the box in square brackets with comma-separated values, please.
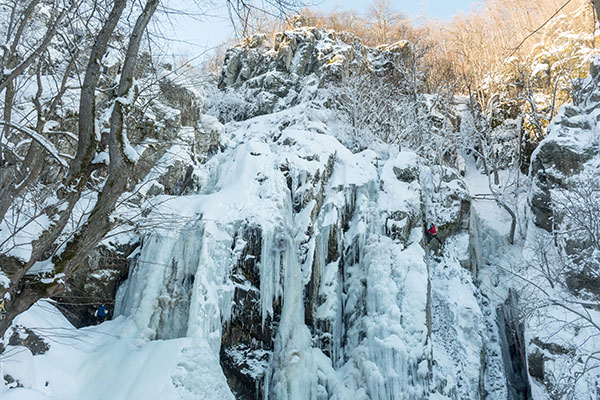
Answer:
[0, 121, 68, 167]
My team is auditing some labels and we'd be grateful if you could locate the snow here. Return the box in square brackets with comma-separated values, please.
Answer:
[0, 302, 233, 400]
[378, 150, 420, 214]
[121, 126, 140, 164]
[0, 201, 53, 262]
[531, 62, 549, 77]
[27, 259, 55, 276]
[102, 47, 122, 69]
[0, 122, 68, 168]
[91, 151, 109, 165]
[463, 160, 515, 260]
[0, 271, 9, 288]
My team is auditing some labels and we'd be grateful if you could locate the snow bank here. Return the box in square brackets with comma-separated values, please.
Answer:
[1, 302, 230, 400]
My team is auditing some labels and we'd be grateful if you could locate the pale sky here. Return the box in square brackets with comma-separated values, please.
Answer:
[159, 0, 481, 62]
[319, 0, 480, 20]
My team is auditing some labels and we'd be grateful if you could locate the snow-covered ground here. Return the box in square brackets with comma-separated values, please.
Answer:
[0, 302, 222, 400]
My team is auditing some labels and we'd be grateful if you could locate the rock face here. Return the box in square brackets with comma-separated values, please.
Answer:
[526, 58, 600, 398]
[8, 326, 49, 355]
[421, 165, 471, 246]
[110, 89, 498, 398]
[53, 76, 213, 327]
[496, 291, 531, 400]
[220, 223, 272, 400]
[217, 28, 411, 118]
[57, 243, 138, 328]
[158, 80, 203, 127]
[530, 60, 600, 232]
[530, 140, 593, 231]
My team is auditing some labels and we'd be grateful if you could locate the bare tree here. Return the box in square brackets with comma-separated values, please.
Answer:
[0, 0, 160, 336]
[0, 0, 306, 337]
[365, 0, 406, 45]
[0, 0, 78, 222]
[328, 72, 404, 150]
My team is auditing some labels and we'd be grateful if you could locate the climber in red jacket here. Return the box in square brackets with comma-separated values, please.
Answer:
[425, 222, 442, 246]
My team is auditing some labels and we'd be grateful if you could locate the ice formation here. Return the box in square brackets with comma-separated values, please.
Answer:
[0, 96, 513, 400]
[109, 104, 489, 399]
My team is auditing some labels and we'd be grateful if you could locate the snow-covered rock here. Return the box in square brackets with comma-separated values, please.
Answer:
[526, 57, 600, 398]
[0, 95, 491, 399]
[530, 57, 600, 236]
[216, 27, 410, 118]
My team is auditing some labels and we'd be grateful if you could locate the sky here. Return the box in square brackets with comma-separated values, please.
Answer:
[161, 0, 481, 62]
[319, 0, 480, 20]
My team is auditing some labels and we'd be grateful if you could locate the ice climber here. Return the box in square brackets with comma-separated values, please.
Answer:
[95, 304, 108, 324]
[425, 222, 442, 246]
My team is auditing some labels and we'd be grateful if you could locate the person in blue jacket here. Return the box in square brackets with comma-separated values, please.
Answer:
[95, 304, 108, 324]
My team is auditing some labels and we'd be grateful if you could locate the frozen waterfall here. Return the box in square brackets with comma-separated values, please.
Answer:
[110, 108, 500, 399]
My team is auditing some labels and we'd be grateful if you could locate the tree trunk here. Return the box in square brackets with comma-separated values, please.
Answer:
[0, 0, 159, 338]
[71, 0, 126, 180]
[593, 0, 600, 24]
[0, 283, 62, 335]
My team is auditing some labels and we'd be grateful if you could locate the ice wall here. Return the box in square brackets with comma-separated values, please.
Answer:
[115, 222, 237, 399]
[112, 105, 505, 399]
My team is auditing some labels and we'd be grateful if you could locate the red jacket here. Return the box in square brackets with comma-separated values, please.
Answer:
[426, 224, 437, 235]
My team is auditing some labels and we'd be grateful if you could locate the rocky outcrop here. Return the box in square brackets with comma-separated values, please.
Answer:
[7, 326, 49, 355]
[526, 57, 600, 398]
[158, 79, 203, 127]
[529, 59, 600, 232]
[195, 115, 222, 163]
[530, 140, 594, 231]
[221, 223, 273, 400]
[145, 115, 223, 197]
[423, 166, 471, 245]
[52, 75, 211, 327]
[220, 148, 341, 397]
[496, 291, 531, 400]
[217, 28, 411, 117]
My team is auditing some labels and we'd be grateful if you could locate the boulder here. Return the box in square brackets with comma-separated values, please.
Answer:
[8, 326, 49, 355]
